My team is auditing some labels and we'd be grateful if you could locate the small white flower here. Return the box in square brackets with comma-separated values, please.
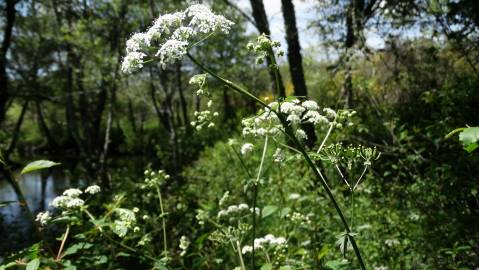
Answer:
[85, 185, 101, 194]
[242, 245, 253, 254]
[126, 32, 151, 53]
[35, 211, 51, 226]
[156, 39, 188, 67]
[121, 51, 146, 74]
[302, 100, 319, 110]
[295, 129, 307, 140]
[51, 195, 69, 208]
[288, 193, 301, 200]
[63, 188, 83, 198]
[240, 143, 254, 155]
[65, 198, 85, 209]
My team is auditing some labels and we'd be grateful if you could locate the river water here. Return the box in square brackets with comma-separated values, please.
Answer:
[0, 168, 85, 255]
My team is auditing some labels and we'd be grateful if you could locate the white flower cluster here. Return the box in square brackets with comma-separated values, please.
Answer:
[240, 143, 254, 155]
[51, 188, 85, 209]
[35, 211, 52, 226]
[85, 185, 101, 194]
[242, 99, 336, 142]
[122, 4, 234, 73]
[217, 203, 259, 219]
[113, 208, 137, 237]
[242, 234, 287, 254]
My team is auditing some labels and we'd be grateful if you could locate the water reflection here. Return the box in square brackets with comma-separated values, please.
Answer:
[0, 169, 84, 254]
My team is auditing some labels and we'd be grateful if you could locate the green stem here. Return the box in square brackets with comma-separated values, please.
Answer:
[252, 136, 269, 269]
[156, 185, 168, 259]
[188, 54, 366, 269]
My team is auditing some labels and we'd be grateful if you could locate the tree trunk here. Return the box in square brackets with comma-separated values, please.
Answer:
[281, 0, 317, 147]
[0, 0, 17, 126]
[6, 99, 29, 158]
[176, 62, 190, 128]
[249, 0, 286, 97]
[35, 100, 58, 149]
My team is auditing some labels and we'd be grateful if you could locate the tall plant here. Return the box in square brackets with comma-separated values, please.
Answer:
[122, 4, 380, 269]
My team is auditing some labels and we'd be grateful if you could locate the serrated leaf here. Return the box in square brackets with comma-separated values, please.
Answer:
[21, 160, 60, 175]
[26, 259, 40, 270]
[262, 205, 278, 218]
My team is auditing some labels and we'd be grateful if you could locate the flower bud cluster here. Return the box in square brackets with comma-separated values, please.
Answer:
[142, 169, 170, 189]
[122, 4, 234, 73]
[179, 236, 190, 256]
[319, 143, 380, 168]
[191, 100, 219, 131]
[246, 34, 284, 65]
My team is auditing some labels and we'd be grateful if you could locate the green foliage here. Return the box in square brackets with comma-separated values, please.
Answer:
[20, 160, 60, 175]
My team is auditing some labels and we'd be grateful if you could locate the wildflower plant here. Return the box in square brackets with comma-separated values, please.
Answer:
[120, 3, 380, 269]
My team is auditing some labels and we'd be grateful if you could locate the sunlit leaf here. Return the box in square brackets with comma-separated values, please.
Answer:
[21, 160, 60, 175]
[26, 259, 40, 270]
[262, 205, 278, 218]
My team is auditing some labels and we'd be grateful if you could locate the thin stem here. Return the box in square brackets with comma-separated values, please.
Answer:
[353, 166, 368, 191]
[252, 136, 269, 269]
[317, 122, 335, 154]
[189, 54, 367, 270]
[335, 164, 351, 189]
[156, 185, 168, 259]
[56, 225, 70, 261]
[351, 191, 355, 232]
[187, 53, 269, 108]
[236, 240, 246, 270]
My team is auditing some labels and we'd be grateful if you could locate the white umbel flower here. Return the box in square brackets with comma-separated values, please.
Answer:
[302, 100, 319, 110]
[240, 143, 254, 155]
[35, 211, 51, 226]
[126, 32, 151, 53]
[63, 188, 83, 198]
[156, 39, 188, 68]
[121, 51, 146, 74]
[186, 4, 234, 34]
[85, 185, 101, 194]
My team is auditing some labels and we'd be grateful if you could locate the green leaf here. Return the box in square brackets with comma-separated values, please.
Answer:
[279, 266, 292, 270]
[26, 259, 40, 270]
[62, 243, 93, 257]
[21, 160, 60, 175]
[261, 205, 278, 218]
[318, 244, 331, 260]
[459, 127, 479, 148]
[260, 263, 272, 270]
